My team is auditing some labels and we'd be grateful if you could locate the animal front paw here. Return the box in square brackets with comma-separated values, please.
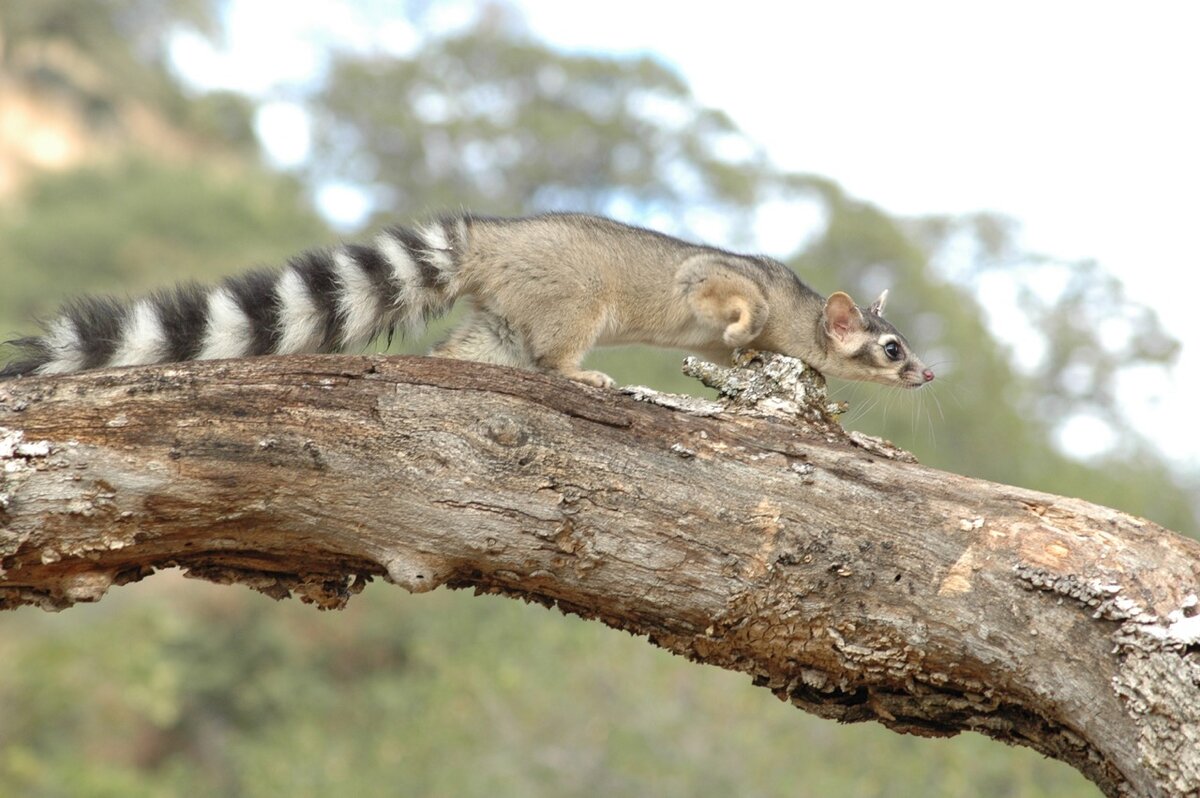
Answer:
[566, 369, 616, 389]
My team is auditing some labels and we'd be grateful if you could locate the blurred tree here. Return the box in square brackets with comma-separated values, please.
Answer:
[0, 159, 328, 330]
[0, 3, 1192, 797]
[0, 0, 216, 62]
[789, 178, 1195, 532]
[305, 9, 1194, 533]
[310, 6, 779, 237]
[0, 581, 1101, 798]
[908, 211, 1179, 437]
[0, 0, 259, 172]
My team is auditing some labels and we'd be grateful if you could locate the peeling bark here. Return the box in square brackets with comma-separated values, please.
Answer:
[1, 352, 1197, 798]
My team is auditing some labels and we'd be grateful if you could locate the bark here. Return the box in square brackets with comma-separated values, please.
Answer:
[1, 352, 1198, 798]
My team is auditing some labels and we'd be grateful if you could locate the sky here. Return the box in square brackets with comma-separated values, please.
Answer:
[170, 0, 1200, 469]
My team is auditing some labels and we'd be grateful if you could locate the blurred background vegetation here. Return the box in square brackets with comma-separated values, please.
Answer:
[0, 2, 1194, 796]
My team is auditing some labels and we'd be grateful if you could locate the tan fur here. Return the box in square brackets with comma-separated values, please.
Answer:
[432, 214, 932, 390]
[1, 213, 935, 385]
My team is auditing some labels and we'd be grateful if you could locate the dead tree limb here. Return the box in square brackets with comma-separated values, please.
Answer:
[1, 353, 1197, 798]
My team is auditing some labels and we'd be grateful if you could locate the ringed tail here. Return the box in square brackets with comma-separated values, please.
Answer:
[0, 217, 469, 378]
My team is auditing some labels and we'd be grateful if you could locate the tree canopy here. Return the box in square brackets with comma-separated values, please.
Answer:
[302, 11, 1194, 532]
[0, 3, 1192, 796]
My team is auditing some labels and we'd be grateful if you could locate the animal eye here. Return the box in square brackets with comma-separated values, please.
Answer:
[883, 341, 902, 361]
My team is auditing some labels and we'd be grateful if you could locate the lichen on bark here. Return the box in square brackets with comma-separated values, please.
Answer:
[2, 352, 1199, 797]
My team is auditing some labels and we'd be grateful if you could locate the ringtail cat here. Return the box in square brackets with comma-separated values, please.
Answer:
[0, 213, 934, 389]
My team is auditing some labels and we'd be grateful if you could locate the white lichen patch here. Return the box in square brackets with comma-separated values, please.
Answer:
[681, 349, 832, 423]
[17, 440, 49, 457]
[0, 428, 21, 459]
[1140, 596, 1200, 647]
[620, 385, 723, 417]
[1158, 613, 1200, 646]
[1, 428, 54, 485]
[1016, 564, 1200, 794]
[1, 428, 52, 461]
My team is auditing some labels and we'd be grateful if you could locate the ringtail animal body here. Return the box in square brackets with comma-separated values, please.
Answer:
[0, 213, 934, 388]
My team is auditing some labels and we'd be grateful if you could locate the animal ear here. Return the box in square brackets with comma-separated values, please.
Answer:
[869, 289, 889, 316]
[823, 292, 864, 341]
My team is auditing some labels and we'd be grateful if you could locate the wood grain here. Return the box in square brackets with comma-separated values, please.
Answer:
[2, 353, 1197, 797]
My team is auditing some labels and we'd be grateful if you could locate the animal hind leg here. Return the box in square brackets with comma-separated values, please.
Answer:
[435, 304, 615, 389]
[677, 255, 769, 347]
[431, 307, 533, 369]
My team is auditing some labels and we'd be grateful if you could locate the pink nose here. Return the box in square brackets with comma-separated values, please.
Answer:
[922, 369, 935, 382]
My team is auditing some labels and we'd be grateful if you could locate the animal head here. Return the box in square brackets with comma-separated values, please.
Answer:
[819, 290, 934, 388]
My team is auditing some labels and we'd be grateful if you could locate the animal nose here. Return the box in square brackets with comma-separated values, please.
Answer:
[922, 369, 935, 382]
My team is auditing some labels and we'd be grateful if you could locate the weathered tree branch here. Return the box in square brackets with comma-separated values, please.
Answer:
[1, 353, 1197, 797]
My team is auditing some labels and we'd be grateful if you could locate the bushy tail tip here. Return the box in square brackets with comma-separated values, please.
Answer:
[0, 338, 50, 379]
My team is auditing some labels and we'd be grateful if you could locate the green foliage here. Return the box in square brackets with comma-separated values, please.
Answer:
[305, 12, 1196, 534]
[311, 8, 778, 234]
[0, 579, 1100, 798]
[0, 159, 327, 330]
[0, 0, 215, 52]
[784, 182, 1195, 532]
[908, 211, 1180, 431]
[0, 4, 1191, 796]
[0, 0, 257, 153]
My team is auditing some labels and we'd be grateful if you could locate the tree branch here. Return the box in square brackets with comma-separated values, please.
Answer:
[1, 353, 1197, 797]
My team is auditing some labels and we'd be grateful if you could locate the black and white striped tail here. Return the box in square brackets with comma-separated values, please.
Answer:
[0, 217, 468, 378]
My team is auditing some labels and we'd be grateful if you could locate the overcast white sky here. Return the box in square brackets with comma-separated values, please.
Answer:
[171, 0, 1200, 471]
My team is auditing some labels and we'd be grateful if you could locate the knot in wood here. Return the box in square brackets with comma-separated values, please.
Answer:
[483, 415, 529, 447]
[384, 552, 453, 594]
